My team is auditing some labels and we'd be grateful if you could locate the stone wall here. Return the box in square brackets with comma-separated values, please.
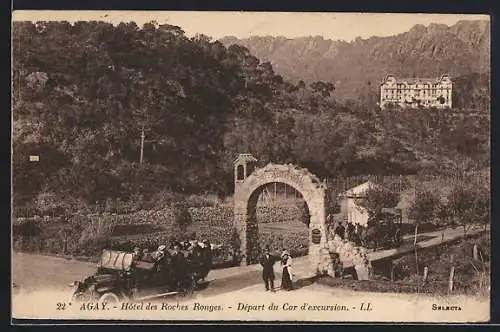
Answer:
[316, 233, 373, 280]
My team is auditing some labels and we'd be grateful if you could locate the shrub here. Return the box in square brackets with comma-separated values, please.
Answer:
[171, 201, 193, 235]
[408, 189, 441, 224]
[447, 183, 490, 235]
[12, 219, 41, 237]
[78, 216, 115, 245]
[34, 191, 69, 217]
[355, 184, 400, 225]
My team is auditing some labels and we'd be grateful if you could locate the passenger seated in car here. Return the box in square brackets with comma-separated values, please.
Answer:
[153, 245, 166, 261]
[141, 248, 155, 262]
[132, 247, 142, 260]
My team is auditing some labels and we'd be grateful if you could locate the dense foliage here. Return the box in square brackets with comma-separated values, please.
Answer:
[13, 21, 490, 214]
[355, 185, 400, 224]
[407, 189, 441, 225]
[446, 183, 490, 235]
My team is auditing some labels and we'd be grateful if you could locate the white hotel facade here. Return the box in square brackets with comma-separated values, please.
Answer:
[380, 74, 453, 109]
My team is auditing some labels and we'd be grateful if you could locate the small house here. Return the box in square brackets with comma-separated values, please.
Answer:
[338, 181, 405, 226]
[338, 181, 377, 227]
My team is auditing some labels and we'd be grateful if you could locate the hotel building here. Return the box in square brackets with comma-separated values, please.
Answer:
[380, 74, 453, 109]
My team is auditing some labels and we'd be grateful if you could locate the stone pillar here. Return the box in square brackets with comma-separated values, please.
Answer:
[307, 191, 327, 274]
[246, 204, 260, 265]
[234, 188, 260, 266]
[233, 207, 248, 266]
[233, 174, 248, 264]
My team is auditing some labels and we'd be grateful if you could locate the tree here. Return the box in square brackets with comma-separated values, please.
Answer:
[172, 201, 193, 236]
[310, 81, 335, 97]
[12, 20, 491, 217]
[447, 183, 488, 236]
[475, 185, 491, 232]
[408, 188, 440, 245]
[355, 184, 400, 226]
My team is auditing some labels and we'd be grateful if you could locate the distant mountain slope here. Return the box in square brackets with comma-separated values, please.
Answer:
[12, 21, 489, 213]
[220, 20, 490, 101]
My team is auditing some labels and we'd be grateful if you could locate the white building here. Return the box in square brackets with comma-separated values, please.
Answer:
[338, 181, 406, 227]
[338, 181, 376, 227]
[380, 74, 453, 109]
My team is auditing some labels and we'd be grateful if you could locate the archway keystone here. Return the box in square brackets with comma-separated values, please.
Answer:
[233, 154, 329, 272]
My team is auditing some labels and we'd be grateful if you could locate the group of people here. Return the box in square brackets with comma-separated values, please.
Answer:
[132, 239, 212, 262]
[132, 239, 212, 276]
[128, 238, 214, 291]
[328, 218, 365, 246]
[260, 246, 294, 292]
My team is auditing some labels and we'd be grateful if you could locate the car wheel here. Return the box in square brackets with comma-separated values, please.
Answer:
[71, 292, 82, 302]
[98, 292, 120, 303]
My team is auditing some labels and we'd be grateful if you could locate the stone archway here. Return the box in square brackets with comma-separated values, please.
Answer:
[233, 158, 329, 271]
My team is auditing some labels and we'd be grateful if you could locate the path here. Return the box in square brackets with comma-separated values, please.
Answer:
[368, 223, 488, 263]
[11, 251, 307, 298]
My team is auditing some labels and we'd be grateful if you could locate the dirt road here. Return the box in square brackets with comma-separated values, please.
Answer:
[11, 252, 272, 296]
[13, 224, 487, 294]
[12, 253, 96, 292]
[12, 252, 490, 322]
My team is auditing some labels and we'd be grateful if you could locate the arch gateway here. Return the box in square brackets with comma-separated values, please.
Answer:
[232, 154, 332, 271]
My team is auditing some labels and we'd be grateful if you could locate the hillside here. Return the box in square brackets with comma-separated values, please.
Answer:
[220, 20, 490, 101]
[12, 21, 490, 215]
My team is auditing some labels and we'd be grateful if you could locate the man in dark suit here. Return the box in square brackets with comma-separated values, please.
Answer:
[170, 244, 187, 290]
[260, 246, 278, 292]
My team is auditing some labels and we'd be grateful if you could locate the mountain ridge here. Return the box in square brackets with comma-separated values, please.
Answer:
[219, 20, 490, 100]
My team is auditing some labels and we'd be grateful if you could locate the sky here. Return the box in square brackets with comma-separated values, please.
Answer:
[12, 11, 489, 41]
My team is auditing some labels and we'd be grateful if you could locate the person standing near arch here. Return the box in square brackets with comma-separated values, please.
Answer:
[280, 250, 293, 291]
[260, 246, 278, 292]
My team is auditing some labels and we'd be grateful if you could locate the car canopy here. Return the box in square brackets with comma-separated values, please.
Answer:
[98, 249, 134, 272]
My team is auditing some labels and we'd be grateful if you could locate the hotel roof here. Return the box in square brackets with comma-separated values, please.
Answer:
[395, 78, 441, 83]
[382, 74, 451, 85]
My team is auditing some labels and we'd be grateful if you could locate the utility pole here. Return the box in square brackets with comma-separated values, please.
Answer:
[140, 124, 145, 164]
[243, 57, 248, 89]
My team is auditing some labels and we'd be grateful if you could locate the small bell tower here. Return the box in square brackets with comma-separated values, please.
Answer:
[234, 153, 258, 192]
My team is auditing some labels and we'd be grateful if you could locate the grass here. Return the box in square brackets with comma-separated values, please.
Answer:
[316, 276, 479, 295]
[318, 231, 490, 295]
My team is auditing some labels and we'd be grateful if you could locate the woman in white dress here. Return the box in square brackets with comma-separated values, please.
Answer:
[280, 250, 293, 291]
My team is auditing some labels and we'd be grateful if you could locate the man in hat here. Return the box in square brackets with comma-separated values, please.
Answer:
[260, 246, 278, 292]
[200, 239, 213, 279]
[132, 246, 142, 260]
[170, 243, 187, 290]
